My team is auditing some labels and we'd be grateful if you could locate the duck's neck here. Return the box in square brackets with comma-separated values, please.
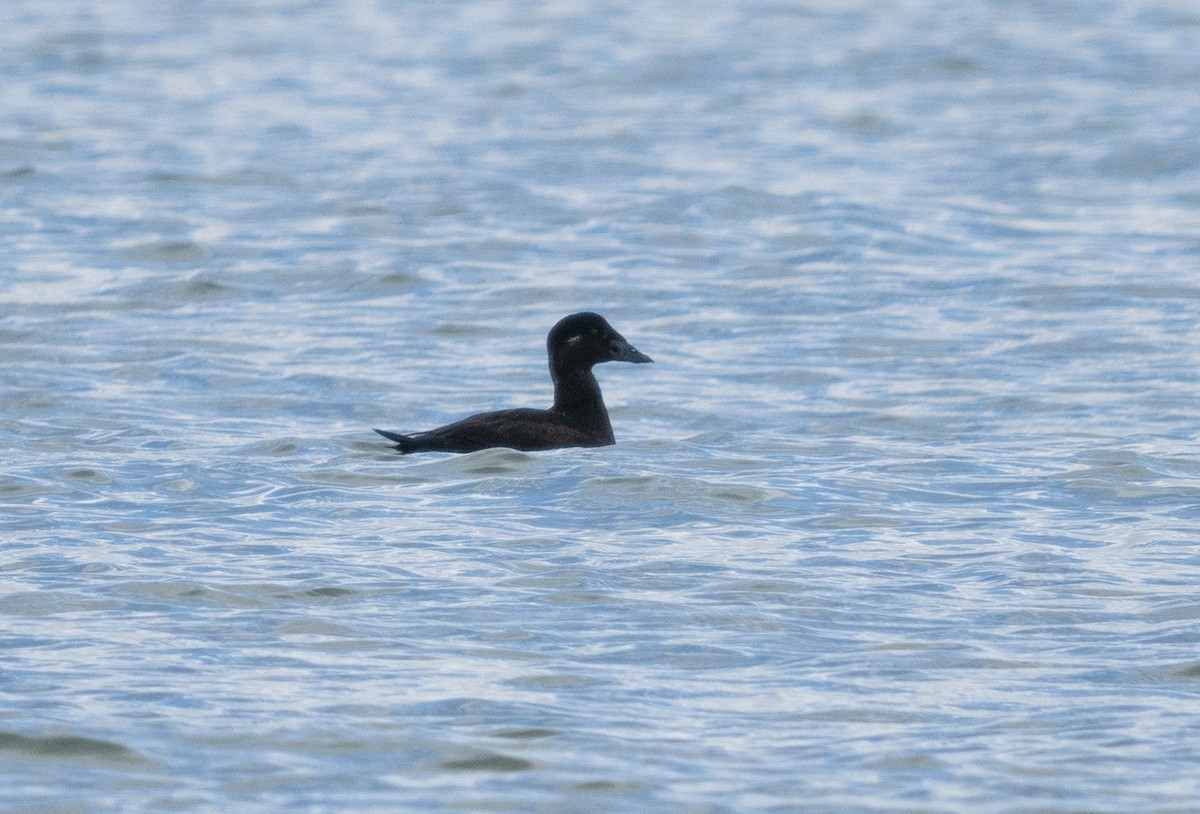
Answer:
[553, 366, 603, 413]
[552, 367, 614, 439]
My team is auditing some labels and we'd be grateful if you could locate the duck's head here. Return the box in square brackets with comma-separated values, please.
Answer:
[547, 312, 653, 372]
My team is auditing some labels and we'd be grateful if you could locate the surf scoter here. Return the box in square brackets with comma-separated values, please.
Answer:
[374, 312, 652, 454]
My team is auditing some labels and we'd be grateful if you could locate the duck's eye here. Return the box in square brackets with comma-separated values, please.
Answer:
[589, 328, 600, 337]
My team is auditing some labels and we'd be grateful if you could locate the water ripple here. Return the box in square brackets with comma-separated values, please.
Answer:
[4, 0, 1200, 811]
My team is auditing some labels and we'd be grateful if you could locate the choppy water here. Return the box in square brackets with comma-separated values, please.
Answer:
[4, 0, 1200, 811]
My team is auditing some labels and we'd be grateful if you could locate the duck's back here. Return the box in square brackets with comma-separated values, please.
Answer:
[376, 408, 610, 454]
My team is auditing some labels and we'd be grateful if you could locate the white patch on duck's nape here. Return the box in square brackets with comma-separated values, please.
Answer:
[565, 334, 583, 347]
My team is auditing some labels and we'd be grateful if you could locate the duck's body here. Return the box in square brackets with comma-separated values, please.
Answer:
[374, 312, 652, 454]
[375, 407, 606, 454]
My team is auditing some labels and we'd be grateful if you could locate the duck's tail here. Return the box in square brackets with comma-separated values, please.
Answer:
[373, 428, 417, 453]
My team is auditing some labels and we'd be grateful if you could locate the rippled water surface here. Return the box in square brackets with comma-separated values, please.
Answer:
[4, 0, 1200, 811]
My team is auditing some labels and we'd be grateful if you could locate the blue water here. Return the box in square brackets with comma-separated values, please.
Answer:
[4, 0, 1200, 811]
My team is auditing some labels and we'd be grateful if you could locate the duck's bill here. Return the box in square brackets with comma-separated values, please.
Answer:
[610, 336, 653, 364]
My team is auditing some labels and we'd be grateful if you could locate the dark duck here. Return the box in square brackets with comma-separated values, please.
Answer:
[374, 312, 652, 454]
